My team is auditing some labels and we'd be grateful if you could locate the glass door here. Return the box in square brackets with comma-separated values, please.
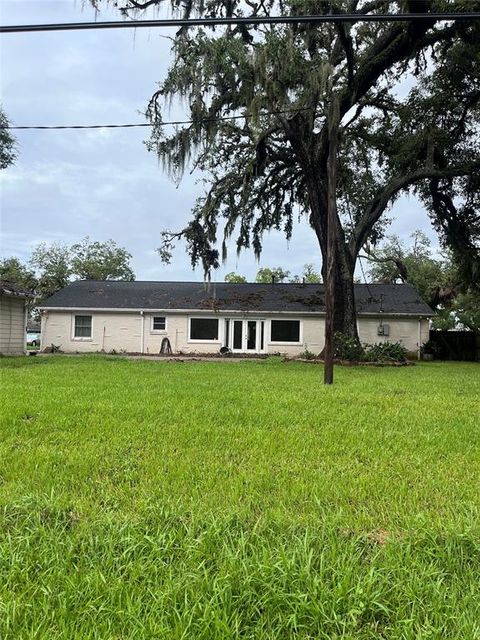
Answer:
[246, 320, 257, 351]
[227, 319, 264, 353]
[232, 320, 243, 352]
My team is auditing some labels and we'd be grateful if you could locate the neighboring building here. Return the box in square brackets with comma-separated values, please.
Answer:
[0, 281, 34, 355]
[38, 280, 433, 358]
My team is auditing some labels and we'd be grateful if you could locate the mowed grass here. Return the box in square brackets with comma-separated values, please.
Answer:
[0, 356, 479, 639]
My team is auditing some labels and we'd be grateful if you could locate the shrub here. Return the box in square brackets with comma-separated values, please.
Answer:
[364, 341, 408, 362]
[334, 332, 364, 361]
[299, 346, 316, 360]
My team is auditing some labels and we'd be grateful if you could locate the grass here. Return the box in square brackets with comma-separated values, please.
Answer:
[0, 355, 479, 639]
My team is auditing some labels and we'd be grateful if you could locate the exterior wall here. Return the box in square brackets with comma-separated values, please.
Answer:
[41, 311, 143, 353]
[0, 295, 26, 355]
[358, 316, 430, 356]
[41, 309, 429, 357]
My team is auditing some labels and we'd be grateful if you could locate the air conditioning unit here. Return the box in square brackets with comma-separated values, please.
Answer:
[377, 323, 390, 336]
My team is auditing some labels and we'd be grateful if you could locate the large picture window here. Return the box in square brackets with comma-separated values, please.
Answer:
[189, 318, 219, 341]
[152, 316, 166, 331]
[74, 315, 92, 338]
[270, 320, 300, 343]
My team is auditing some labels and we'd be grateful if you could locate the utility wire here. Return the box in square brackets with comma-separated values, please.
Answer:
[1, 13, 480, 33]
[2, 107, 313, 130]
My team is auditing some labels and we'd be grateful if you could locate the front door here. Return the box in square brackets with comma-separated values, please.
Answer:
[228, 319, 264, 353]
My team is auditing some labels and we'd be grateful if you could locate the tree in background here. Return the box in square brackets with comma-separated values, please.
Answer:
[297, 264, 322, 284]
[225, 264, 321, 283]
[0, 109, 16, 170]
[70, 237, 135, 281]
[223, 272, 247, 283]
[365, 230, 479, 331]
[30, 242, 72, 303]
[453, 291, 480, 333]
[101, 0, 480, 341]
[1, 238, 136, 314]
[0, 257, 37, 292]
[364, 231, 451, 307]
[255, 267, 291, 284]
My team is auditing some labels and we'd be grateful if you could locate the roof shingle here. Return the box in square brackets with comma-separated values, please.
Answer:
[39, 280, 434, 316]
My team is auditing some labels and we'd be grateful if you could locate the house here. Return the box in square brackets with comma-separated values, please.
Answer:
[38, 280, 433, 358]
[0, 281, 34, 355]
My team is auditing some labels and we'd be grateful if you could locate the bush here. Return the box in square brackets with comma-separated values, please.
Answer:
[299, 346, 316, 360]
[334, 332, 364, 361]
[364, 341, 408, 363]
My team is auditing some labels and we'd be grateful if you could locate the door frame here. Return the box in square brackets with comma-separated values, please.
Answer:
[225, 318, 265, 354]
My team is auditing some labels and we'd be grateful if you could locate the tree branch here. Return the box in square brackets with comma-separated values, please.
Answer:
[350, 162, 480, 257]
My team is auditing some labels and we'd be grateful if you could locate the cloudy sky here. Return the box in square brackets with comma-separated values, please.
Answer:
[1, 0, 437, 282]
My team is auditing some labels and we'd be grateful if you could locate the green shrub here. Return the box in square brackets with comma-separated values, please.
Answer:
[364, 341, 408, 362]
[299, 346, 316, 360]
[334, 332, 365, 361]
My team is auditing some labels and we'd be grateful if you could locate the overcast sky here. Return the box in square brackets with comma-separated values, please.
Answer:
[1, 0, 438, 282]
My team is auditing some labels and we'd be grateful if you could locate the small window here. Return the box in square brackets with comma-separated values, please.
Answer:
[270, 320, 300, 343]
[152, 316, 166, 331]
[190, 318, 219, 341]
[74, 315, 92, 338]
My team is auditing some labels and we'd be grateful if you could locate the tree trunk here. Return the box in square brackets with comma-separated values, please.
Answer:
[332, 239, 358, 340]
[305, 180, 359, 342]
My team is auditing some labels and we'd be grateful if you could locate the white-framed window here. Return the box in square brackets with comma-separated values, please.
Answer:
[151, 315, 166, 332]
[270, 319, 301, 344]
[73, 314, 92, 339]
[189, 317, 219, 342]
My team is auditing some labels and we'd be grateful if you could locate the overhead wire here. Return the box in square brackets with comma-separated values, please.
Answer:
[1, 13, 479, 34]
[2, 107, 313, 130]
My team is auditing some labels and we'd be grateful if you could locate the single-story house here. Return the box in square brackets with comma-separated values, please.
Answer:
[38, 280, 433, 358]
[0, 281, 34, 355]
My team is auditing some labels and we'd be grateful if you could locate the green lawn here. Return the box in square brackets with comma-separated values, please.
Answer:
[0, 356, 479, 639]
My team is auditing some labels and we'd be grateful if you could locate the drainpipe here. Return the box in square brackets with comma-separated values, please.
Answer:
[417, 317, 422, 361]
[24, 302, 28, 354]
[140, 311, 145, 354]
[40, 311, 47, 352]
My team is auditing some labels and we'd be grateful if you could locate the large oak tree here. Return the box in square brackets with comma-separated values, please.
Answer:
[101, 0, 479, 338]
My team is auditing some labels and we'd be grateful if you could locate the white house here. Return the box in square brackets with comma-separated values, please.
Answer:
[0, 281, 33, 355]
[38, 280, 433, 358]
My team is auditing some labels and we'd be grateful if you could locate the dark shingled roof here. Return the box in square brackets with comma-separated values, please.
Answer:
[0, 280, 34, 298]
[40, 280, 434, 316]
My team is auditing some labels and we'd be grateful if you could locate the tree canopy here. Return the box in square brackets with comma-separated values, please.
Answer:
[99, 0, 479, 338]
[366, 230, 480, 331]
[2, 237, 136, 314]
[70, 237, 135, 281]
[0, 109, 16, 170]
[224, 263, 321, 283]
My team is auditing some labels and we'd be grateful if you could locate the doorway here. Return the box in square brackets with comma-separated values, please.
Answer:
[227, 319, 265, 353]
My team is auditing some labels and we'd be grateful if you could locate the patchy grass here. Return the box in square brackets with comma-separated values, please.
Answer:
[0, 355, 479, 639]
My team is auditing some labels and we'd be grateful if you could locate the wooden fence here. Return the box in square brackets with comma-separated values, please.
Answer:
[429, 330, 480, 361]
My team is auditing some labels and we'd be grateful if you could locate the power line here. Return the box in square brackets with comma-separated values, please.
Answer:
[2, 107, 313, 130]
[1, 13, 480, 34]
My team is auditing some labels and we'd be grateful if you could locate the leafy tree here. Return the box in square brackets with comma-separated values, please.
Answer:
[301, 263, 322, 284]
[30, 242, 72, 302]
[452, 290, 480, 333]
[365, 231, 450, 307]
[224, 272, 247, 283]
[102, 0, 480, 340]
[28, 237, 135, 303]
[366, 230, 480, 331]
[70, 237, 135, 281]
[255, 267, 290, 283]
[0, 257, 37, 292]
[0, 109, 16, 169]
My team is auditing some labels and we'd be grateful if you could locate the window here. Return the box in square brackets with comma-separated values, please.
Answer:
[74, 315, 92, 338]
[270, 320, 300, 343]
[189, 318, 219, 341]
[152, 316, 166, 331]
